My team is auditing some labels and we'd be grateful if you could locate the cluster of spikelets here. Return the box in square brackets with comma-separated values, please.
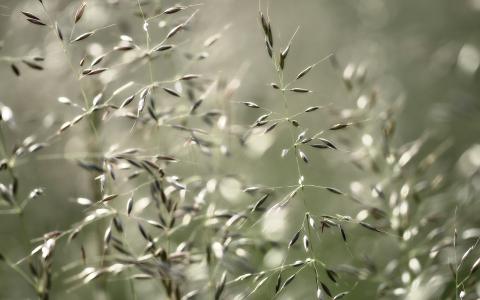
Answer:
[0, 0, 479, 299]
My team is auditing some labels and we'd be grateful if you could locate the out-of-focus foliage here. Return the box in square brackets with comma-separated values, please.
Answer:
[0, 0, 479, 299]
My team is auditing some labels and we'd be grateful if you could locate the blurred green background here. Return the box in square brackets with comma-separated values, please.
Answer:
[0, 0, 480, 299]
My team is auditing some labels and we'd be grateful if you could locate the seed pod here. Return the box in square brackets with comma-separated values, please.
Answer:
[113, 217, 123, 233]
[126, 196, 134, 215]
[296, 131, 306, 142]
[278, 274, 296, 293]
[333, 292, 350, 299]
[166, 24, 183, 39]
[214, 271, 227, 300]
[26, 18, 46, 26]
[90, 54, 106, 67]
[72, 31, 94, 42]
[311, 144, 328, 149]
[10, 64, 20, 76]
[321, 282, 332, 298]
[359, 221, 382, 233]
[22, 60, 43, 70]
[252, 194, 269, 212]
[329, 123, 350, 130]
[325, 187, 343, 195]
[255, 114, 270, 123]
[190, 99, 203, 114]
[163, 87, 181, 97]
[265, 38, 273, 58]
[86, 68, 107, 75]
[299, 150, 309, 163]
[103, 226, 112, 245]
[21, 11, 41, 20]
[57, 97, 72, 105]
[114, 44, 135, 51]
[164, 6, 185, 14]
[153, 44, 174, 52]
[292, 260, 305, 267]
[275, 275, 282, 293]
[289, 230, 301, 248]
[270, 82, 279, 89]
[137, 223, 150, 241]
[120, 95, 135, 108]
[74, 2, 87, 23]
[339, 225, 347, 242]
[137, 96, 145, 115]
[296, 65, 312, 80]
[180, 74, 200, 80]
[318, 138, 337, 150]
[259, 12, 269, 37]
[279, 45, 290, 70]
[264, 122, 278, 134]
[303, 235, 309, 251]
[242, 101, 260, 108]
[204, 33, 221, 48]
[258, 12, 273, 47]
[471, 257, 480, 275]
[326, 269, 339, 283]
[55, 22, 63, 40]
[290, 88, 311, 93]
[305, 106, 319, 112]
